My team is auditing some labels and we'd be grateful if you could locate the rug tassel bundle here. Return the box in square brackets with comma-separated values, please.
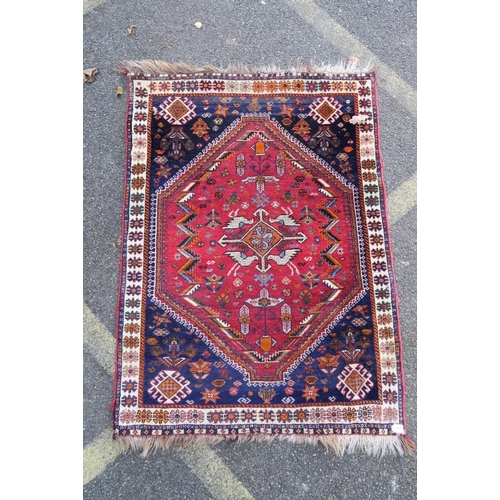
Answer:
[112, 59, 416, 457]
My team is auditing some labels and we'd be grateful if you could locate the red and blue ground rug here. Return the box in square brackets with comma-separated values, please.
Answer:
[112, 61, 415, 456]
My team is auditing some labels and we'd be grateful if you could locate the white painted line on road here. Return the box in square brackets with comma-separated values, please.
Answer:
[284, 0, 417, 118]
[83, 302, 115, 375]
[83, 0, 107, 14]
[180, 446, 256, 500]
[388, 172, 417, 224]
[83, 428, 121, 485]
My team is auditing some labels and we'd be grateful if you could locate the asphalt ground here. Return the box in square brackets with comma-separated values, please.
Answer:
[6, 2, 500, 498]
[82, 1, 417, 499]
[6, 1, 500, 497]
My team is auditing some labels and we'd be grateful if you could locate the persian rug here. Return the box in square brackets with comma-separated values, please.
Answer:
[112, 60, 415, 456]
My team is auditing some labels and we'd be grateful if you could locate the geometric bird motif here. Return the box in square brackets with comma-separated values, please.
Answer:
[147, 369, 192, 404]
[336, 363, 374, 401]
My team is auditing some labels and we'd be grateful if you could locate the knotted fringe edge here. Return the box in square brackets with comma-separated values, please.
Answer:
[120, 58, 374, 77]
[116, 434, 416, 458]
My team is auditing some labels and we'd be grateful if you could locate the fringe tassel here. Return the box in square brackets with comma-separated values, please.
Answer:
[400, 435, 417, 455]
[120, 58, 374, 77]
[115, 434, 415, 458]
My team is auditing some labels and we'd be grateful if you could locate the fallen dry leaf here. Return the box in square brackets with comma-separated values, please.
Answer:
[116, 86, 123, 97]
[194, 22, 202, 29]
[83, 68, 98, 83]
[128, 25, 137, 36]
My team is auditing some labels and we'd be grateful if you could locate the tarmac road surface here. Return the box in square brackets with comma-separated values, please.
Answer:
[83, 1, 417, 499]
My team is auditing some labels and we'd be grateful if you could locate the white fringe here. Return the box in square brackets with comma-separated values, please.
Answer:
[121, 58, 374, 77]
[115, 434, 415, 458]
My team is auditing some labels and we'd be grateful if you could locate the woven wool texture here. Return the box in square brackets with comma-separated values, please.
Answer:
[112, 62, 415, 456]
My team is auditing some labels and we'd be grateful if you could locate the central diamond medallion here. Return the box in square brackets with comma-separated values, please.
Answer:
[243, 221, 282, 255]
[218, 208, 306, 273]
[154, 116, 365, 383]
